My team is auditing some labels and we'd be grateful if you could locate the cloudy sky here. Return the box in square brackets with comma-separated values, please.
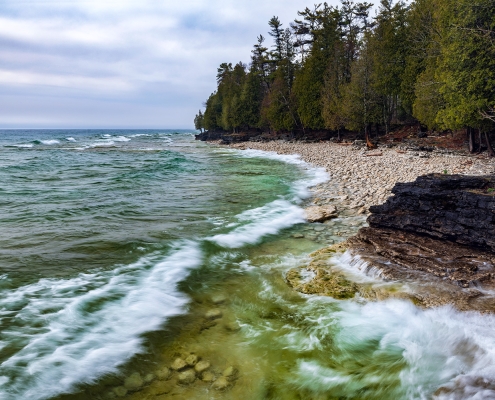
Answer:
[0, 0, 347, 129]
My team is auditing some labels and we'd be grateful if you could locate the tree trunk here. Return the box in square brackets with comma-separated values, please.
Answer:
[478, 129, 483, 153]
[485, 131, 495, 157]
[365, 124, 375, 149]
[468, 127, 476, 153]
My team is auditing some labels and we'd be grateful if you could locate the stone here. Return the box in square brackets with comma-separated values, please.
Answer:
[148, 380, 174, 396]
[194, 360, 211, 373]
[304, 205, 338, 223]
[185, 354, 198, 367]
[223, 366, 238, 380]
[156, 367, 172, 380]
[201, 371, 215, 382]
[212, 376, 230, 390]
[177, 369, 196, 385]
[211, 294, 227, 304]
[124, 372, 143, 391]
[224, 321, 241, 332]
[144, 373, 155, 383]
[171, 358, 188, 371]
[113, 386, 128, 397]
[292, 233, 304, 238]
[205, 309, 223, 320]
[314, 225, 325, 232]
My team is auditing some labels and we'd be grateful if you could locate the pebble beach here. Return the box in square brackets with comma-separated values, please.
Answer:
[228, 141, 495, 213]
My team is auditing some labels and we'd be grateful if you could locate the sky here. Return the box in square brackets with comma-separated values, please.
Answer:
[0, 0, 347, 129]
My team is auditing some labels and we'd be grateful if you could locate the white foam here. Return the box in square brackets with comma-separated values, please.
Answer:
[208, 199, 305, 248]
[0, 242, 202, 400]
[40, 140, 60, 145]
[66, 137, 76, 142]
[113, 136, 131, 142]
[331, 251, 386, 282]
[8, 144, 33, 148]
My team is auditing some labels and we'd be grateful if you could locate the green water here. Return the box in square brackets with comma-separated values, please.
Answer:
[1, 130, 494, 400]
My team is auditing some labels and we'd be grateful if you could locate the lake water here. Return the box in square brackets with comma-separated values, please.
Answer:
[0, 130, 494, 400]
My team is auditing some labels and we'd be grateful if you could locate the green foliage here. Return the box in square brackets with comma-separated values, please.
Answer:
[196, 0, 495, 143]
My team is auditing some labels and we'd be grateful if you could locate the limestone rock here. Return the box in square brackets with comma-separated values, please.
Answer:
[124, 372, 143, 391]
[185, 354, 198, 367]
[156, 367, 172, 380]
[201, 371, 215, 382]
[177, 369, 196, 385]
[205, 309, 223, 320]
[194, 360, 211, 373]
[113, 386, 128, 397]
[212, 376, 230, 390]
[305, 205, 338, 223]
[171, 358, 188, 371]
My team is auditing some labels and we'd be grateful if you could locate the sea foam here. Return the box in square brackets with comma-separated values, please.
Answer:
[0, 242, 202, 400]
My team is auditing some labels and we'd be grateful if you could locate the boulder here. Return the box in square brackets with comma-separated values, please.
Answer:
[304, 205, 338, 223]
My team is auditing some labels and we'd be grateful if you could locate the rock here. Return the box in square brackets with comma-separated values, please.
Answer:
[194, 360, 211, 373]
[144, 373, 155, 383]
[368, 174, 495, 252]
[224, 321, 241, 332]
[177, 369, 196, 385]
[212, 376, 230, 390]
[148, 380, 173, 396]
[113, 386, 128, 397]
[156, 367, 172, 380]
[292, 233, 304, 238]
[124, 372, 143, 391]
[171, 358, 188, 371]
[304, 205, 338, 223]
[201, 371, 215, 382]
[223, 366, 238, 380]
[357, 206, 368, 215]
[205, 309, 223, 320]
[185, 354, 198, 367]
[211, 294, 227, 304]
[314, 225, 326, 232]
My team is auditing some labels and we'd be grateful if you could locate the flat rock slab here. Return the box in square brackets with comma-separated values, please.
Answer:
[346, 227, 495, 312]
[304, 205, 338, 223]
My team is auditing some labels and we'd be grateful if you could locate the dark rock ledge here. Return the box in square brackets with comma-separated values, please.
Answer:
[288, 174, 495, 312]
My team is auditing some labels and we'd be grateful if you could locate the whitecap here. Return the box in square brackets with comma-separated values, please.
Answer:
[40, 140, 60, 145]
[0, 242, 202, 400]
[66, 137, 76, 142]
[6, 144, 33, 149]
[113, 136, 131, 142]
[208, 199, 305, 248]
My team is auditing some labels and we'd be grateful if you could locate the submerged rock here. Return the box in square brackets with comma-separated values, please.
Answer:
[201, 371, 215, 382]
[185, 354, 198, 367]
[156, 367, 172, 380]
[171, 358, 188, 371]
[212, 376, 230, 390]
[124, 372, 143, 391]
[194, 360, 211, 373]
[177, 369, 196, 385]
[113, 386, 128, 397]
[304, 205, 338, 223]
[205, 309, 223, 320]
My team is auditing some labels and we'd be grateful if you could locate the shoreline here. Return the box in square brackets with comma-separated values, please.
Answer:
[221, 140, 495, 214]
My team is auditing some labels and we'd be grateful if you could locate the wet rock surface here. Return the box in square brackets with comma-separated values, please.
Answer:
[368, 174, 495, 251]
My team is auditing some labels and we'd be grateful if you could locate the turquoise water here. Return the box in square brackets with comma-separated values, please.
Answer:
[1, 130, 495, 400]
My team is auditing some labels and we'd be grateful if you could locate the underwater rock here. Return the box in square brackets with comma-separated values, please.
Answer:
[211, 294, 227, 304]
[212, 376, 230, 390]
[143, 373, 155, 383]
[194, 360, 211, 373]
[177, 369, 196, 385]
[205, 309, 223, 320]
[201, 371, 215, 382]
[113, 386, 128, 397]
[124, 372, 143, 391]
[223, 366, 238, 380]
[156, 367, 172, 380]
[224, 321, 241, 332]
[185, 354, 198, 367]
[171, 358, 188, 371]
[304, 205, 338, 223]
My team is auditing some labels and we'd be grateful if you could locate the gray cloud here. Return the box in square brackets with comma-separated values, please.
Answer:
[0, 0, 343, 129]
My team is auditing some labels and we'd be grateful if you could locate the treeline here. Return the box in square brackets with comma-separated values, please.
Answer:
[195, 0, 495, 148]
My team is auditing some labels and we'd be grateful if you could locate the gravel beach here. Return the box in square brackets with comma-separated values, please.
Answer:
[227, 141, 495, 213]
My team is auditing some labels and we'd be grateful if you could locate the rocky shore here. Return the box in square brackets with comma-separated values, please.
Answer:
[222, 140, 495, 312]
[227, 141, 495, 213]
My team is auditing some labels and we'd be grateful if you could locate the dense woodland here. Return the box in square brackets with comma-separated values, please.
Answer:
[195, 0, 495, 152]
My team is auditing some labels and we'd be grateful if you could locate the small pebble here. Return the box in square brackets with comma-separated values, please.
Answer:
[202, 371, 215, 382]
[185, 354, 198, 367]
[194, 360, 211, 373]
[177, 369, 196, 385]
[212, 376, 230, 390]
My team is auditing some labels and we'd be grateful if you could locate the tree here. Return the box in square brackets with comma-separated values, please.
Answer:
[194, 110, 205, 132]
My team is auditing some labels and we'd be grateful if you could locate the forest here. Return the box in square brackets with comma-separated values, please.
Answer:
[194, 0, 495, 152]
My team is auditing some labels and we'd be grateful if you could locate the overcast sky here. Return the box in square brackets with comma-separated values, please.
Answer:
[0, 0, 348, 129]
